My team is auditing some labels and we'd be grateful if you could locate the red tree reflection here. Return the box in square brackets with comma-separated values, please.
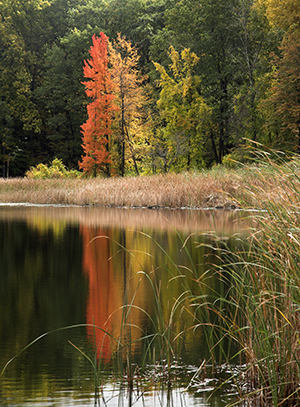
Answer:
[81, 226, 123, 361]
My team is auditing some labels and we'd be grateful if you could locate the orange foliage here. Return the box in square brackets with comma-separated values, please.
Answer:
[79, 32, 118, 176]
[80, 225, 151, 362]
[80, 226, 123, 361]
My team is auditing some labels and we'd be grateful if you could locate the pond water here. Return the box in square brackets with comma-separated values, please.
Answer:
[0, 205, 247, 407]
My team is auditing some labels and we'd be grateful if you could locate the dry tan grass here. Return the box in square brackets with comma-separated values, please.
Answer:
[0, 172, 235, 208]
[0, 164, 295, 209]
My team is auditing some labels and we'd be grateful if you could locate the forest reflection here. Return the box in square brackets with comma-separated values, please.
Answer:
[80, 225, 223, 365]
[0, 206, 248, 406]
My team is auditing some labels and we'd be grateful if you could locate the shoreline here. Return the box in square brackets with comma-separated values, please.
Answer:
[0, 201, 240, 210]
[0, 162, 295, 211]
[0, 173, 243, 209]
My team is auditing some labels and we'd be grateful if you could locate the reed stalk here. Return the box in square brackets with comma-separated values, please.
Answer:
[192, 152, 300, 406]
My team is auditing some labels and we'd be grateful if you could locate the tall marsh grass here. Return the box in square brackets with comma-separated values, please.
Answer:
[0, 164, 286, 209]
[0, 170, 240, 208]
[196, 154, 300, 406]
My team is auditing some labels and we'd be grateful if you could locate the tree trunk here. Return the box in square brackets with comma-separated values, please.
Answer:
[125, 126, 139, 176]
[210, 130, 220, 164]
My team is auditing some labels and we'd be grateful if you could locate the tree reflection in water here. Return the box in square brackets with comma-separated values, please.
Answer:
[0, 206, 247, 406]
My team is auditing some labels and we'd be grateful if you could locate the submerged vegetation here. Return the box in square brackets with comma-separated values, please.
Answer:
[2, 154, 300, 406]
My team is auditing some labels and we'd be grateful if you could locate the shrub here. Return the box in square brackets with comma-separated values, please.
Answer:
[26, 159, 82, 179]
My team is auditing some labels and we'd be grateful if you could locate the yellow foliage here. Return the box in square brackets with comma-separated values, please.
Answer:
[108, 33, 149, 175]
[26, 158, 82, 179]
[154, 47, 211, 170]
[154, 46, 210, 135]
[30, 218, 67, 240]
[254, 0, 300, 31]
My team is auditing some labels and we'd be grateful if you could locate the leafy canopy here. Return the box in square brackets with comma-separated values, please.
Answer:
[109, 33, 149, 176]
[154, 47, 211, 170]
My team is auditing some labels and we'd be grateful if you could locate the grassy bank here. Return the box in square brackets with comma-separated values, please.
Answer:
[0, 162, 295, 209]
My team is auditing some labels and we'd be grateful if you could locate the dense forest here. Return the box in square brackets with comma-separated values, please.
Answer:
[0, 0, 299, 177]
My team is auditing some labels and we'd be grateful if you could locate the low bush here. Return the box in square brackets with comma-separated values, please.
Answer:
[26, 158, 82, 179]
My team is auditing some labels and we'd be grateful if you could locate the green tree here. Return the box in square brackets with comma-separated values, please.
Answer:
[104, 0, 147, 54]
[154, 47, 210, 171]
[0, 0, 50, 176]
[262, 32, 300, 152]
[34, 0, 112, 169]
[253, 0, 300, 152]
[154, 0, 241, 164]
[35, 29, 91, 168]
[256, 0, 300, 32]
[230, 0, 281, 150]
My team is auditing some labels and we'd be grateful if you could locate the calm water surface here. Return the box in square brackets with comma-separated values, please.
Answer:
[0, 206, 247, 407]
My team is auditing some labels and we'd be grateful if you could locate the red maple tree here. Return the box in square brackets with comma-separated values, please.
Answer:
[79, 32, 118, 176]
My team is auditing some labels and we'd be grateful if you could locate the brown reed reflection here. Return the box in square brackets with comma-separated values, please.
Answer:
[0, 205, 248, 234]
